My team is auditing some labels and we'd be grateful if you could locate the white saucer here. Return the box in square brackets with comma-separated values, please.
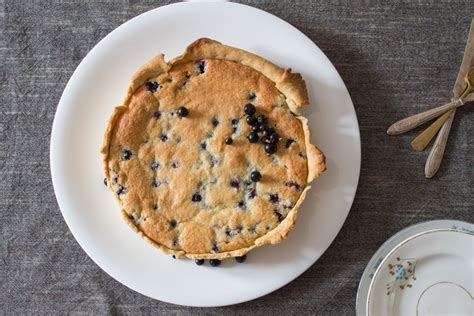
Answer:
[50, 2, 360, 306]
[357, 220, 474, 316]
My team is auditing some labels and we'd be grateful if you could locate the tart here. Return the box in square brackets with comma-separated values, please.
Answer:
[102, 38, 326, 260]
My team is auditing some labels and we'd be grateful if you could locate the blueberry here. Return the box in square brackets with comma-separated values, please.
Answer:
[172, 239, 179, 247]
[285, 139, 295, 148]
[172, 255, 176, 259]
[237, 201, 246, 209]
[258, 123, 268, 132]
[171, 161, 179, 168]
[232, 127, 237, 134]
[269, 193, 279, 203]
[121, 149, 132, 160]
[230, 179, 240, 189]
[231, 118, 239, 125]
[285, 181, 302, 191]
[225, 137, 233, 145]
[264, 127, 276, 136]
[151, 179, 161, 188]
[150, 161, 160, 171]
[103, 178, 107, 186]
[264, 143, 277, 154]
[256, 115, 267, 125]
[161, 134, 168, 142]
[251, 125, 260, 132]
[209, 259, 221, 267]
[246, 115, 257, 126]
[195, 259, 205, 266]
[153, 204, 159, 210]
[200, 142, 207, 150]
[117, 186, 127, 195]
[246, 188, 256, 199]
[250, 171, 261, 182]
[128, 214, 134, 220]
[192, 193, 202, 202]
[197, 60, 206, 74]
[274, 210, 284, 222]
[244, 103, 256, 116]
[247, 132, 259, 143]
[145, 81, 159, 92]
[211, 117, 219, 127]
[235, 255, 247, 263]
[177, 106, 188, 117]
[248, 92, 256, 100]
[268, 133, 280, 143]
[152, 111, 161, 119]
[170, 219, 177, 228]
[212, 244, 219, 252]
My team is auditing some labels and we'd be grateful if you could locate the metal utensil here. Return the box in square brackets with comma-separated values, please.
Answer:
[425, 21, 474, 178]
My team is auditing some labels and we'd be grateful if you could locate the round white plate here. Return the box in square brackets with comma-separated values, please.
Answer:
[357, 220, 474, 316]
[50, 2, 360, 307]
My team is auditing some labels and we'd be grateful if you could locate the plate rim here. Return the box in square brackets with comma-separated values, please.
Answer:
[50, 1, 361, 306]
[356, 219, 474, 316]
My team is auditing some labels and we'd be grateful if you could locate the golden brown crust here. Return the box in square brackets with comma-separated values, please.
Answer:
[102, 38, 325, 260]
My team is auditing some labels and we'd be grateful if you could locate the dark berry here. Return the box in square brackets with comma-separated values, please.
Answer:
[103, 178, 107, 186]
[177, 106, 188, 117]
[274, 210, 284, 222]
[170, 219, 177, 228]
[153, 204, 159, 210]
[172, 255, 176, 259]
[172, 239, 179, 247]
[171, 161, 179, 168]
[258, 123, 268, 132]
[151, 179, 161, 188]
[246, 188, 256, 199]
[145, 81, 159, 92]
[211, 117, 219, 127]
[248, 92, 256, 100]
[197, 60, 206, 74]
[232, 126, 237, 134]
[264, 143, 277, 154]
[264, 127, 276, 136]
[212, 244, 219, 252]
[150, 161, 160, 171]
[152, 111, 161, 119]
[244, 103, 256, 115]
[225, 137, 233, 145]
[251, 125, 260, 132]
[195, 259, 205, 266]
[192, 193, 202, 202]
[250, 171, 261, 182]
[209, 259, 221, 267]
[230, 179, 240, 189]
[285, 139, 295, 148]
[128, 214, 134, 220]
[121, 149, 132, 160]
[246, 115, 257, 126]
[117, 186, 127, 195]
[285, 181, 302, 191]
[237, 201, 246, 209]
[269, 193, 279, 203]
[235, 255, 247, 263]
[200, 142, 207, 150]
[256, 115, 267, 125]
[161, 134, 168, 142]
[231, 118, 239, 125]
[247, 132, 259, 143]
[268, 133, 280, 143]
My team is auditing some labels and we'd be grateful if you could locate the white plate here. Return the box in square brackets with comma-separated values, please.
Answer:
[357, 220, 474, 316]
[50, 2, 360, 307]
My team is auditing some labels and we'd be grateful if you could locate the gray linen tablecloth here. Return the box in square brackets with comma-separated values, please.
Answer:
[1, 1, 473, 314]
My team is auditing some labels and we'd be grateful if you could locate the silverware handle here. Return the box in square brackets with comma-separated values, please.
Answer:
[425, 109, 456, 178]
[387, 102, 456, 135]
